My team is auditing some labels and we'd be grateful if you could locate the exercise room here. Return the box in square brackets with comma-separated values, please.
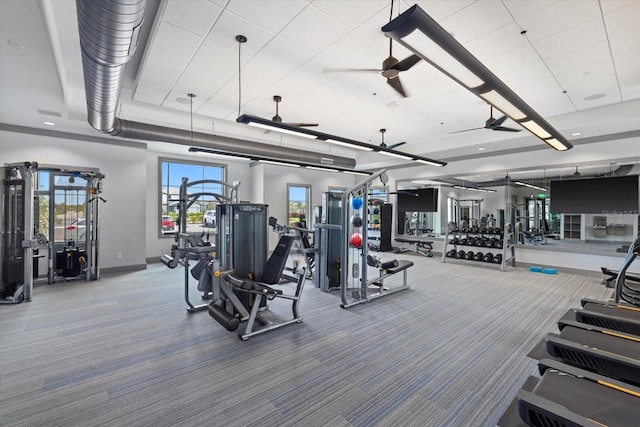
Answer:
[1, 1, 639, 426]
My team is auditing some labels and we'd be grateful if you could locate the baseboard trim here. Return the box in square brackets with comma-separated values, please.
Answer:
[101, 264, 147, 275]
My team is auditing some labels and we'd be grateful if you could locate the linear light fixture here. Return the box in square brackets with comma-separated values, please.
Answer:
[453, 185, 497, 193]
[382, 5, 573, 151]
[514, 181, 548, 192]
[189, 146, 373, 175]
[236, 113, 447, 167]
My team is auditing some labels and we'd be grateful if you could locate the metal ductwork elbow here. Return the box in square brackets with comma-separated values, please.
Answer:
[76, 0, 146, 132]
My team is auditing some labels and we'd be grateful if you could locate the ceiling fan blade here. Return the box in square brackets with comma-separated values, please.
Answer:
[488, 115, 508, 128]
[393, 54, 421, 72]
[283, 122, 319, 127]
[387, 76, 407, 97]
[492, 126, 522, 132]
[387, 141, 407, 150]
[449, 127, 485, 134]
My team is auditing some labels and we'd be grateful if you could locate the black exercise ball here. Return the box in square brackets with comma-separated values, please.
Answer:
[350, 214, 363, 227]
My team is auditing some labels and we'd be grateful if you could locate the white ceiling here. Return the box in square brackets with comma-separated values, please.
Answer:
[1, 0, 639, 179]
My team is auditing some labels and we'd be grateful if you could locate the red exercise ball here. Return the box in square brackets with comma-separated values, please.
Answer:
[349, 232, 363, 248]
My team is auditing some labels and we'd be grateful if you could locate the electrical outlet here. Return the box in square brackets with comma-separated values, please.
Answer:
[116, 252, 122, 259]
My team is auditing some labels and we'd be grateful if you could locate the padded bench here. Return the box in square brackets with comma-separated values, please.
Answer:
[394, 237, 433, 257]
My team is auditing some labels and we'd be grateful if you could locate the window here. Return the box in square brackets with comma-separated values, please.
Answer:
[287, 184, 310, 228]
[159, 159, 225, 236]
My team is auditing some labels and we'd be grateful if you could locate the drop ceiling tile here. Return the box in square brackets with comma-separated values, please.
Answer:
[439, 1, 513, 44]
[142, 48, 190, 78]
[609, 29, 640, 56]
[546, 42, 614, 85]
[279, 5, 351, 53]
[137, 66, 178, 91]
[465, 23, 527, 63]
[162, 0, 223, 36]
[353, 7, 394, 42]
[600, 0, 638, 15]
[191, 39, 251, 71]
[312, 1, 388, 29]
[173, 59, 235, 98]
[603, 2, 640, 37]
[206, 10, 276, 56]
[517, 1, 601, 42]
[162, 89, 208, 112]
[153, 22, 203, 59]
[413, 1, 476, 22]
[320, 32, 385, 68]
[134, 83, 170, 105]
[225, 0, 310, 33]
[566, 74, 622, 109]
[254, 35, 315, 75]
[503, 0, 557, 19]
[533, 18, 606, 60]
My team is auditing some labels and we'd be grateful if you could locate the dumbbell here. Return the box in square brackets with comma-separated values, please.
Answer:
[484, 239, 494, 248]
[459, 238, 468, 245]
[446, 249, 457, 258]
[473, 251, 484, 261]
[452, 237, 460, 244]
[492, 254, 503, 264]
[494, 241, 503, 249]
[479, 227, 486, 234]
[455, 250, 466, 259]
[464, 251, 475, 260]
[483, 252, 494, 262]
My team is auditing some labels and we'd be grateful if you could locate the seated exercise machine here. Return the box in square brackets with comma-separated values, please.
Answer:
[207, 234, 306, 340]
[365, 255, 414, 294]
[269, 216, 316, 280]
[394, 237, 433, 257]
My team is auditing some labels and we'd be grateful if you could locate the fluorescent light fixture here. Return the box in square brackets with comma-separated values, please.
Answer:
[237, 114, 446, 166]
[453, 185, 496, 193]
[326, 138, 373, 151]
[479, 90, 526, 120]
[416, 158, 445, 167]
[402, 30, 484, 89]
[259, 159, 300, 167]
[379, 150, 413, 160]
[43, 121, 56, 126]
[189, 146, 372, 175]
[247, 121, 317, 139]
[544, 138, 570, 151]
[514, 181, 548, 191]
[343, 170, 370, 176]
[521, 120, 551, 139]
[382, 5, 572, 151]
[571, 132, 582, 136]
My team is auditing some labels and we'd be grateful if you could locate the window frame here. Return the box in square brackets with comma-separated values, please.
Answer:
[158, 157, 226, 238]
[287, 183, 311, 229]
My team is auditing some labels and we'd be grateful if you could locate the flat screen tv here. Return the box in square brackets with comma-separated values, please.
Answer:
[549, 175, 639, 214]
[397, 188, 438, 212]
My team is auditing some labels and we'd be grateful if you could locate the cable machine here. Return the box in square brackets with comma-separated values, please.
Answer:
[1, 162, 105, 303]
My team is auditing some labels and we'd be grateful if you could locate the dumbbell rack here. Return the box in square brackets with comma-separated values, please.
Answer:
[441, 224, 516, 272]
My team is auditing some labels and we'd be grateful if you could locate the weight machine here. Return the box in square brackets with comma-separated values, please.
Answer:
[340, 169, 413, 308]
[1, 162, 105, 304]
[161, 178, 240, 313]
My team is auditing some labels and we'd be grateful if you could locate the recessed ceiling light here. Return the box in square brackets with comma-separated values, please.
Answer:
[477, 147, 485, 151]
[43, 121, 56, 126]
[571, 132, 582, 136]
[8, 39, 25, 49]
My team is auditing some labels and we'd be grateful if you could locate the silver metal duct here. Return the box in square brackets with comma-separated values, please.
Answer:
[76, 0, 356, 168]
[76, 0, 146, 132]
[111, 118, 356, 168]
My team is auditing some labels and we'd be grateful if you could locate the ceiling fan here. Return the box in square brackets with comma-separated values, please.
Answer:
[450, 105, 522, 134]
[325, 2, 421, 97]
[270, 95, 318, 127]
[378, 128, 406, 150]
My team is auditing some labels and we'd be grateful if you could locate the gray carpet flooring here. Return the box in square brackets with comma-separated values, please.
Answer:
[0, 254, 611, 426]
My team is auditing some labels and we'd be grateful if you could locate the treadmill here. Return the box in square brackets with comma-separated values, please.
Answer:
[566, 237, 640, 335]
[517, 359, 640, 426]
[544, 316, 640, 385]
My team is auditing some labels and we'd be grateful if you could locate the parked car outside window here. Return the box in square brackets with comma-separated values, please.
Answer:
[203, 210, 216, 227]
[162, 215, 176, 232]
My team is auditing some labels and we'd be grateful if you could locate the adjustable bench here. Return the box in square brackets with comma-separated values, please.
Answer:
[366, 255, 414, 293]
[394, 237, 433, 257]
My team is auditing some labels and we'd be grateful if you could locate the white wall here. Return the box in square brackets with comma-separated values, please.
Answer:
[1, 130, 147, 270]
